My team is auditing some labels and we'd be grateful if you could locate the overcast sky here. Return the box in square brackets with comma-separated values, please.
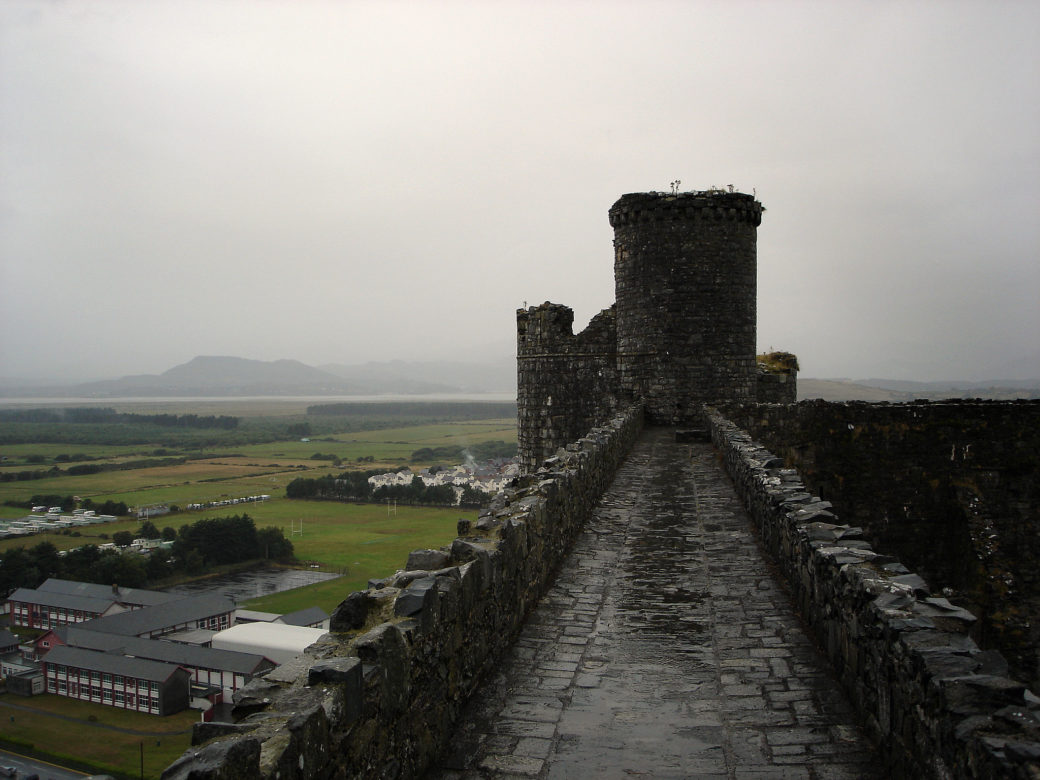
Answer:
[1, 0, 1037, 384]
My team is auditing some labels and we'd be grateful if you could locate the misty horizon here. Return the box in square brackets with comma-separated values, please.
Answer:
[2, 2, 1037, 384]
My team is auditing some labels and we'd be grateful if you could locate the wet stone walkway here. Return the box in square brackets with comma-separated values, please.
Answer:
[429, 427, 877, 779]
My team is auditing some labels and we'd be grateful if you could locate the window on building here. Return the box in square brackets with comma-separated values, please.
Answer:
[103, 690, 112, 702]
[58, 680, 66, 692]
[102, 673, 112, 684]
[115, 691, 124, 704]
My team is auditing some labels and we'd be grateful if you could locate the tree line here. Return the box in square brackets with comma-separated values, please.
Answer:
[0, 456, 187, 484]
[305, 401, 517, 418]
[1, 494, 129, 515]
[0, 407, 240, 428]
[0, 514, 294, 595]
[285, 469, 491, 507]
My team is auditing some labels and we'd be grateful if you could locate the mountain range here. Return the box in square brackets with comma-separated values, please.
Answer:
[0, 355, 1035, 400]
[0, 356, 517, 398]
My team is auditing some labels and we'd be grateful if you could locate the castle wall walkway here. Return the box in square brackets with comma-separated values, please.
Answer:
[429, 427, 877, 778]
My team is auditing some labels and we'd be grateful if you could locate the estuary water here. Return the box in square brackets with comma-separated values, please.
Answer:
[163, 567, 342, 605]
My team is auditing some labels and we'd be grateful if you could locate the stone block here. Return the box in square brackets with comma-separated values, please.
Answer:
[161, 736, 261, 780]
[407, 548, 451, 571]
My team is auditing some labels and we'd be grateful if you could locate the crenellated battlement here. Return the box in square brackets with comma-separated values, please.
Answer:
[608, 190, 763, 228]
[516, 302, 575, 347]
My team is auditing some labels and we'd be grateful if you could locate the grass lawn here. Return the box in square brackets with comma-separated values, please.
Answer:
[240, 500, 473, 613]
[0, 692, 196, 779]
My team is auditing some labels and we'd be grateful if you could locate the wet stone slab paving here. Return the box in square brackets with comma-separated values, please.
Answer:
[428, 427, 877, 779]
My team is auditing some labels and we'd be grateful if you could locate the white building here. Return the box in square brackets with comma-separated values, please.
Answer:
[211, 623, 328, 665]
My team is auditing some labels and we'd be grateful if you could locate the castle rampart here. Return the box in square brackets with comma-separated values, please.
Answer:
[722, 398, 1040, 691]
[708, 407, 1040, 779]
[517, 189, 788, 469]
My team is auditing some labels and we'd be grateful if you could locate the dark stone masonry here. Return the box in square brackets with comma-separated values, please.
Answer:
[610, 191, 762, 423]
[428, 427, 878, 778]
[518, 189, 791, 470]
[725, 399, 1040, 691]
[165, 191, 1038, 778]
[708, 410, 1040, 779]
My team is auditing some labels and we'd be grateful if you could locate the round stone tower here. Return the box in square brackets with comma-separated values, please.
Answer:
[608, 190, 763, 424]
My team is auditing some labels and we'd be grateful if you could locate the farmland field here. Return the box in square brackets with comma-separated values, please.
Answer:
[0, 399, 517, 603]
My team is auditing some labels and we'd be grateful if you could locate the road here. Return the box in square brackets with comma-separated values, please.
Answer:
[0, 748, 88, 780]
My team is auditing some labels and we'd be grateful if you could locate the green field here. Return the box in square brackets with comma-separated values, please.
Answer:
[0, 692, 196, 778]
[0, 401, 515, 605]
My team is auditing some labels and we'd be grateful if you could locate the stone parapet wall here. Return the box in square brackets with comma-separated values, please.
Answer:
[163, 405, 645, 780]
[707, 409, 1040, 779]
[723, 399, 1040, 690]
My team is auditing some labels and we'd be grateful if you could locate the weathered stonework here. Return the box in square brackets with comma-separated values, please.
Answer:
[610, 191, 762, 423]
[707, 409, 1040, 779]
[517, 189, 794, 470]
[516, 303, 619, 471]
[724, 399, 1040, 691]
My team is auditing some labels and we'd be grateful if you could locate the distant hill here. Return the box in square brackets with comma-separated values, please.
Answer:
[3, 355, 518, 398]
[799, 377, 1040, 402]
[797, 379, 906, 402]
[2, 354, 1033, 401]
[318, 359, 516, 394]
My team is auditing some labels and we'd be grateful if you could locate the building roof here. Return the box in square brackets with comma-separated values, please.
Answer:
[58, 626, 274, 675]
[162, 628, 217, 646]
[212, 622, 328, 655]
[42, 644, 187, 683]
[37, 578, 179, 607]
[0, 629, 19, 650]
[7, 587, 115, 615]
[234, 609, 280, 623]
[277, 606, 329, 627]
[81, 594, 235, 637]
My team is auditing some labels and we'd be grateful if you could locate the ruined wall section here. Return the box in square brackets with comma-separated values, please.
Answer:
[516, 302, 620, 471]
[756, 351, 799, 404]
[725, 399, 1040, 690]
[756, 368, 797, 404]
[609, 191, 762, 424]
[708, 410, 1040, 779]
